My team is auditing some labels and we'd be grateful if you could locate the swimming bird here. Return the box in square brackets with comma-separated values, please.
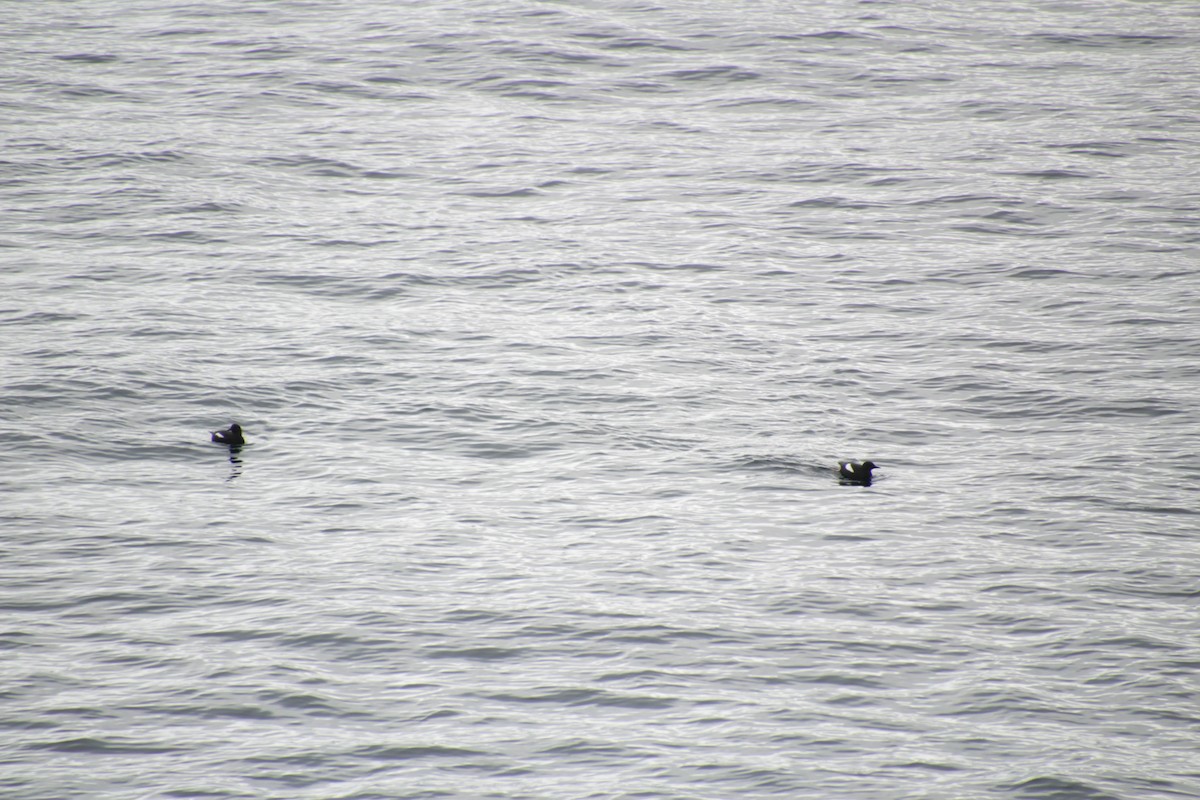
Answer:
[838, 460, 877, 485]
[211, 423, 244, 446]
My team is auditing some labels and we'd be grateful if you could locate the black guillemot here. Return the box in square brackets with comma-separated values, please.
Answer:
[211, 423, 245, 446]
[838, 460, 877, 485]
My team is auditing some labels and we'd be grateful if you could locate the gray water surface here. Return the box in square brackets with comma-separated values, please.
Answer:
[3, 1, 1199, 798]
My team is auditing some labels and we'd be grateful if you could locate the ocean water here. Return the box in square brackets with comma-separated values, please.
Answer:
[2, 1, 1199, 798]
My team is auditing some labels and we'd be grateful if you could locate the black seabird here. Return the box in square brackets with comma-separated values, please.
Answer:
[211, 423, 245, 447]
[838, 460, 877, 485]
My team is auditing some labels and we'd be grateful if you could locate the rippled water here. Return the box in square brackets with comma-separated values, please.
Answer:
[3, 1, 1199, 798]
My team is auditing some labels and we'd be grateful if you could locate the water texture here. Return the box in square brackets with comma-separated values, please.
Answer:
[2, 1, 1198, 798]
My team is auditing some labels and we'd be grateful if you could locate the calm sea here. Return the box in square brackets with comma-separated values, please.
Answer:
[2, 1, 1198, 798]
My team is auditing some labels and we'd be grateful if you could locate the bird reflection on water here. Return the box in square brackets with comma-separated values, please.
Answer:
[225, 444, 243, 482]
